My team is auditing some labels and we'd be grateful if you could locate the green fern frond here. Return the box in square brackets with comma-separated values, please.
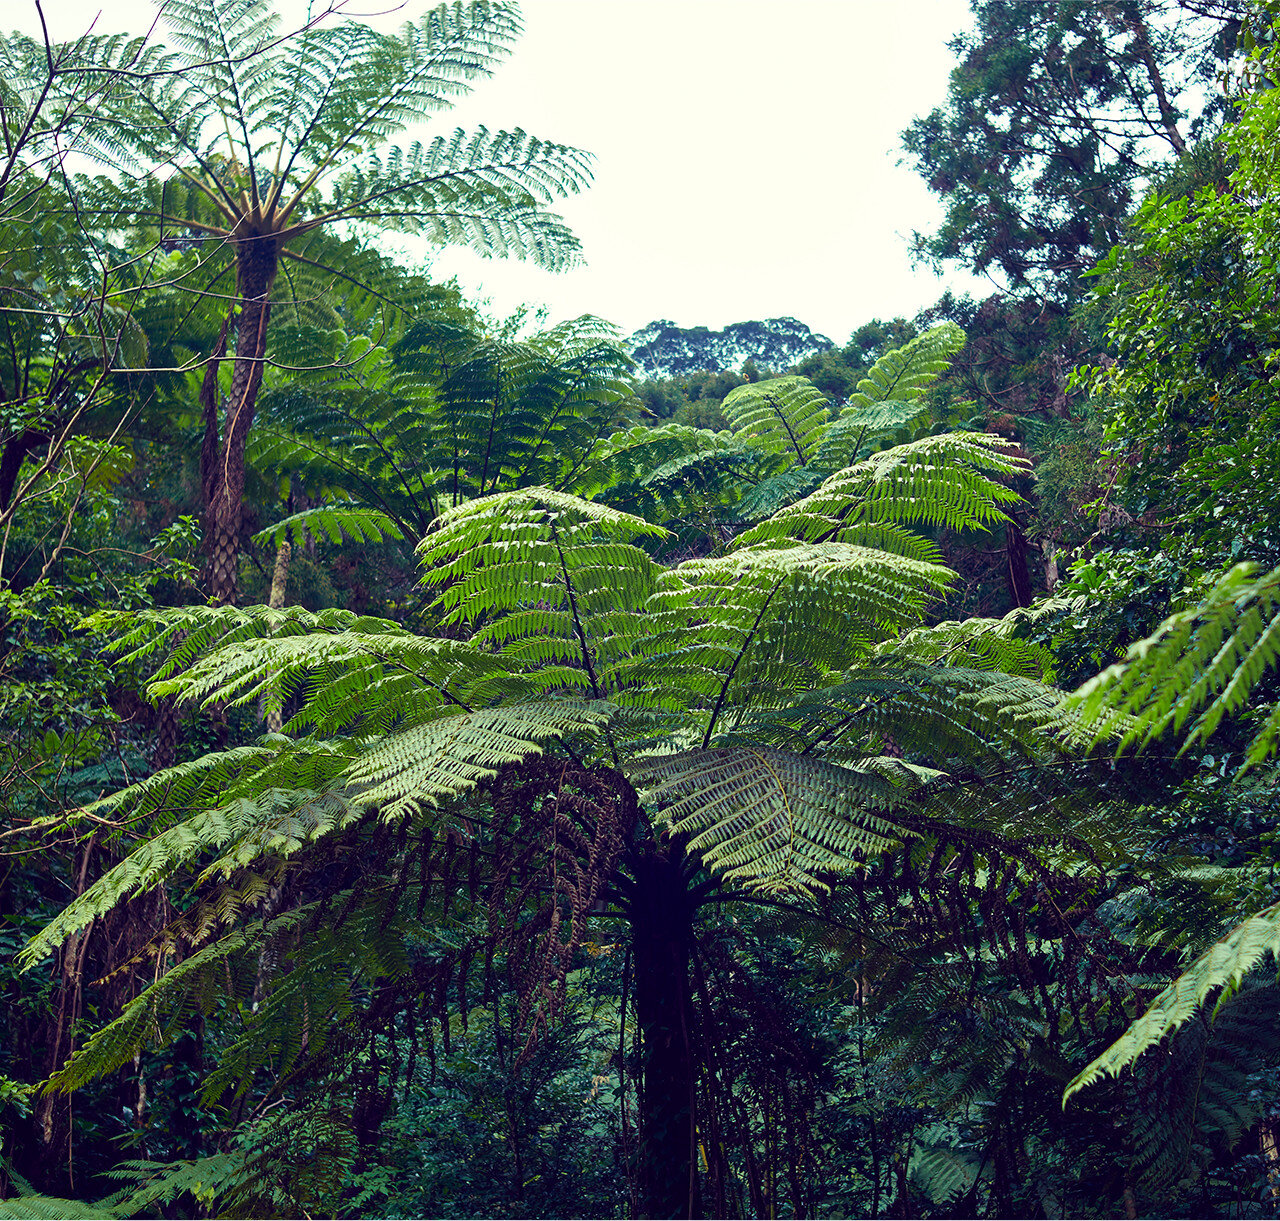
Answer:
[575, 423, 732, 498]
[0, 1195, 116, 1219]
[811, 322, 965, 469]
[846, 322, 964, 411]
[1065, 899, 1280, 1102]
[910, 1138, 984, 1208]
[251, 504, 404, 550]
[737, 432, 1026, 548]
[721, 375, 830, 465]
[732, 666, 1074, 766]
[886, 607, 1055, 680]
[631, 748, 909, 894]
[347, 698, 615, 820]
[1070, 562, 1280, 768]
[19, 784, 358, 969]
[419, 488, 664, 694]
[149, 624, 504, 725]
[624, 543, 956, 739]
[731, 465, 825, 523]
[1123, 980, 1280, 1190]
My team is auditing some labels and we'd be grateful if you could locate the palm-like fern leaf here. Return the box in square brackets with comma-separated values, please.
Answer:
[1071, 561, 1280, 769]
[721, 375, 830, 466]
[331, 126, 589, 268]
[738, 432, 1026, 547]
[812, 321, 965, 468]
[624, 543, 955, 739]
[631, 748, 909, 894]
[251, 504, 404, 550]
[419, 488, 665, 695]
[1064, 899, 1280, 1101]
[347, 698, 615, 820]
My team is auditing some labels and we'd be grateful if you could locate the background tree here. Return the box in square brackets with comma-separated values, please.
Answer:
[902, 0, 1241, 302]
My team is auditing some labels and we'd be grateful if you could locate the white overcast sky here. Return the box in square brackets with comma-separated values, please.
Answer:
[17, 0, 991, 344]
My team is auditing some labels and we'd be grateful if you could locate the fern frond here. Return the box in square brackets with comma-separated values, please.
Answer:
[886, 607, 1055, 680]
[910, 1138, 984, 1209]
[1123, 980, 1280, 1190]
[721, 375, 830, 466]
[737, 432, 1026, 548]
[0, 1194, 117, 1219]
[1065, 899, 1280, 1102]
[331, 127, 590, 270]
[347, 698, 615, 820]
[420, 488, 664, 694]
[845, 322, 964, 410]
[731, 465, 825, 523]
[19, 785, 358, 969]
[731, 666, 1074, 766]
[631, 748, 909, 894]
[812, 322, 965, 469]
[624, 544, 955, 737]
[1070, 562, 1280, 768]
[251, 504, 404, 550]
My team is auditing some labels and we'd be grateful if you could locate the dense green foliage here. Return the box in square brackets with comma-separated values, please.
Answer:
[6, 2, 1280, 1219]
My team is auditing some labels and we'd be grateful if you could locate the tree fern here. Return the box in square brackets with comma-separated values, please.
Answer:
[62, 0, 597, 602]
[1121, 980, 1280, 1191]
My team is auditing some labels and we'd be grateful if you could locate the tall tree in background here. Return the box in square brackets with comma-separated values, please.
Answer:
[76, 0, 591, 603]
[900, 0, 1243, 607]
[903, 0, 1240, 303]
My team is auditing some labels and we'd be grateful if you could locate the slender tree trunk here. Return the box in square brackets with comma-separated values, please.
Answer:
[629, 845, 699, 1220]
[263, 539, 291, 731]
[1005, 513, 1034, 608]
[206, 248, 275, 605]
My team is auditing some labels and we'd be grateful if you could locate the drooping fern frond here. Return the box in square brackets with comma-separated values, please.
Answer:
[18, 784, 359, 970]
[885, 606, 1055, 680]
[1122, 980, 1280, 1191]
[572, 422, 751, 523]
[909, 1138, 984, 1211]
[1070, 561, 1280, 769]
[0, 1194, 117, 1219]
[1064, 898, 1280, 1102]
[251, 504, 404, 550]
[729, 666, 1075, 767]
[347, 698, 616, 821]
[419, 487, 665, 696]
[631, 748, 909, 894]
[101, 1108, 357, 1219]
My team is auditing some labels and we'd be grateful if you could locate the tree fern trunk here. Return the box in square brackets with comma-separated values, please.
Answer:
[630, 846, 699, 1220]
[207, 252, 274, 605]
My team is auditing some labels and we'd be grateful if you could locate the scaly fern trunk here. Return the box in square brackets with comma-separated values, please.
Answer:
[206, 245, 276, 605]
[630, 845, 700, 1220]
